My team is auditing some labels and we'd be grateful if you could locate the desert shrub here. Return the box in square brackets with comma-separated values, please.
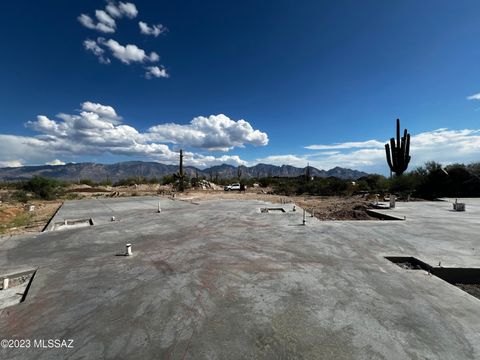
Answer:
[272, 179, 298, 195]
[64, 193, 81, 200]
[356, 174, 389, 193]
[12, 190, 29, 203]
[119, 176, 160, 185]
[411, 162, 480, 199]
[258, 177, 276, 187]
[388, 172, 422, 197]
[147, 177, 160, 184]
[21, 176, 65, 200]
[115, 177, 148, 186]
[271, 176, 351, 196]
[161, 174, 175, 185]
[190, 177, 200, 187]
[467, 162, 480, 177]
[79, 179, 95, 186]
[98, 179, 112, 186]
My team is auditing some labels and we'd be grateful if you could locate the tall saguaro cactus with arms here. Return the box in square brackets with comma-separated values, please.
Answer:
[385, 119, 411, 176]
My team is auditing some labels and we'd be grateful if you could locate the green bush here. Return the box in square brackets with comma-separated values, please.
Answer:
[270, 176, 351, 196]
[388, 172, 421, 197]
[21, 176, 65, 200]
[397, 162, 480, 199]
[161, 174, 175, 185]
[356, 174, 389, 193]
[114, 177, 149, 186]
[79, 179, 95, 186]
[147, 177, 160, 184]
[12, 190, 29, 203]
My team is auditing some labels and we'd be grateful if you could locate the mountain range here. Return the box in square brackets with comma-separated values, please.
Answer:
[0, 162, 368, 182]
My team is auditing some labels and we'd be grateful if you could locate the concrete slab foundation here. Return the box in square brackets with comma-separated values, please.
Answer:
[0, 196, 479, 359]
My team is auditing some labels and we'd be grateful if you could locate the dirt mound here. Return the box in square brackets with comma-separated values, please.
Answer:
[194, 180, 223, 190]
[67, 187, 111, 193]
[328, 203, 376, 220]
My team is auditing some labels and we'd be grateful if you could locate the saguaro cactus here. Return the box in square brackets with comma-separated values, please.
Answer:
[385, 119, 411, 176]
[174, 149, 185, 191]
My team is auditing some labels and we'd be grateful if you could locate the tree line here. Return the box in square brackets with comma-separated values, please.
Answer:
[0, 161, 479, 201]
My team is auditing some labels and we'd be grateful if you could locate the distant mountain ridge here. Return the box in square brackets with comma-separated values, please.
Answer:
[0, 161, 368, 182]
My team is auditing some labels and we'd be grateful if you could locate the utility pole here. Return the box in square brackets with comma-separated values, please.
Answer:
[178, 149, 185, 192]
[305, 162, 311, 180]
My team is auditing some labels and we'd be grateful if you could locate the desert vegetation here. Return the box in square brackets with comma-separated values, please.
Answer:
[1, 161, 479, 202]
[0, 161, 478, 236]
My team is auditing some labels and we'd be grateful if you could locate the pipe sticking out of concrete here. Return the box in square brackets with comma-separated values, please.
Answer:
[158, 202, 161, 213]
[293, 205, 296, 212]
[111, 216, 116, 222]
[390, 195, 396, 209]
[2, 278, 9, 290]
[311, 209, 315, 217]
[125, 244, 132, 256]
[303, 209, 306, 225]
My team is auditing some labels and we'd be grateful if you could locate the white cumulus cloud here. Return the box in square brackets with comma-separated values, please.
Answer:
[46, 159, 66, 166]
[78, 1, 138, 33]
[148, 114, 269, 151]
[83, 39, 111, 64]
[139, 21, 167, 37]
[98, 38, 159, 64]
[253, 155, 307, 167]
[305, 140, 384, 150]
[0, 103, 266, 169]
[117, 2, 138, 18]
[81, 101, 121, 122]
[188, 154, 247, 168]
[467, 93, 480, 100]
[145, 66, 169, 79]
[0, 160, 23, 168]
[95, 10, 116, 28]
[78, 13, 116, 33]
[79, 2, 168, 79]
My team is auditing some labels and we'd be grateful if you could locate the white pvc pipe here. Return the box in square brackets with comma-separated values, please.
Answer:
[158, 202, 161, 213]
[126, 244, 132, 256]
[303, 209, 306, 225]
[2, 278, 9, 290]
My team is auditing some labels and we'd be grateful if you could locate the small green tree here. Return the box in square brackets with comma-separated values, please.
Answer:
[22, 176, 64, 200]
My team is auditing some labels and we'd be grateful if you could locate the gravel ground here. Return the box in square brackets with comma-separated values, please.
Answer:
[454, 284, 480, 300]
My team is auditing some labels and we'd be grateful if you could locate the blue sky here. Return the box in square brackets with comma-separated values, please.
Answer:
[1, 0, 480, 173]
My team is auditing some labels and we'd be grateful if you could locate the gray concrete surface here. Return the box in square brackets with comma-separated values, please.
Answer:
[0, 196, 479, 359]
[0, 270, 35, 310]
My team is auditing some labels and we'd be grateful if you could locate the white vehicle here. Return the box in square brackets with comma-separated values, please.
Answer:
[224, 183, 241, 191]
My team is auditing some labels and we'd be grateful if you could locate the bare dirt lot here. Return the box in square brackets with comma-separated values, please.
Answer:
[0, 201, 62, 235]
